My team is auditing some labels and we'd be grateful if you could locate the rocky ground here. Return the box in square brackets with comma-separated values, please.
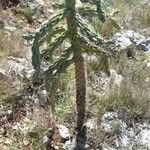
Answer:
[0, 0, 150, 150]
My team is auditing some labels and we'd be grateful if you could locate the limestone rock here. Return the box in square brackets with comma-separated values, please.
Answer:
[113, 30, 145, 49]
[138, 38, 150, 51]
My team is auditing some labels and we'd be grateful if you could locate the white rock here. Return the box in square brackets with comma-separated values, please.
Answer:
[110, 69, 122, 87]
[23, 138, 30, 146]
[63, 138, 76, 150]
[4, 139, 11, 145]
[12, 123, 22, 130]
[118, 134, 131, 148]
[147, 62, 150, 67]
[43, 135, 49, 144]
[113, 30, 145, 49]
[56, 124, 70, 139]
[101, 112, 119, 132]
[85, 118, 97, 130]
[3, 57, 33, 81]
[145, 77, 150, 82]
[137, 128, 150, 149]
[7, 110, 12, 115]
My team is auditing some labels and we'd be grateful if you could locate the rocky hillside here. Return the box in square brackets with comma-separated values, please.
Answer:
[0, 0, 150, 150]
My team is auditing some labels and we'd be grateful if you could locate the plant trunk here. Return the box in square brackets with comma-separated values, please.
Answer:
[65, 0, 86, 131]
[74, 51, 86, 131]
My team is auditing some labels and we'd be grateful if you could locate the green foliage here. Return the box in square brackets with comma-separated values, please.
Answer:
[91, 16, 120, 38]
[93, 0, 106, 22]
[98, 54, 110, 76]
[31, 0, 113, 119]
[32, 11, 65, 70]
[41, 31, 67, 60]
[77, 0, 106, 22]
[78, 4, 96, 18]
[31, 0, 112, 82]
[0, 80, 10, 104]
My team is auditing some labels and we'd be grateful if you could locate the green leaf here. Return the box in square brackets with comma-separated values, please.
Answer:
[40, 27, 66, 45]
[31, 10, 65, 71]
[99, 54, 110, 76]
[108, 17, 120, 30]
[40, 31, 67, 60]
[32, 35, 41, 71]
[76, 15, 105, 45]
[45, 46, 74, 79]
[35, 10, 65, 40]
[93, 0, 106, 22]
[77, 4, 96, 17]
[79, 36, 110, 56]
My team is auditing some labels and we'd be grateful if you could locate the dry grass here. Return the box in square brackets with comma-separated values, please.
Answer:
[133, 4, 150, 29]
[88, 51, 150, 120]
[0, 30, 27, 59]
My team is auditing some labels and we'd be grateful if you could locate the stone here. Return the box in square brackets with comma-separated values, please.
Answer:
[113, 30, 145, 49]
[36, 0, 45, 6]
[63, 138, 76, 150]
[22, 138, 30, 146]
[55, 124, 70, 140]
[85, 118, 97, 130]
[43, 135, 49, 144]
[137, 128, 150, 149]
[100, 112, 150, 149]
[4, 56, 33, 81]
[138, 38, 150, 51]
[4, 26, 17, 32]
[110, 69, 122, 87]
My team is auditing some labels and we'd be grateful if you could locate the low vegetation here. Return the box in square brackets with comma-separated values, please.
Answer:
[0, 0, 150, 150]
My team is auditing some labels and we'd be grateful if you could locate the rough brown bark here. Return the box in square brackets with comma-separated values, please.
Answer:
[74, 51, 86, 131]
[65, 0, 87, 131]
